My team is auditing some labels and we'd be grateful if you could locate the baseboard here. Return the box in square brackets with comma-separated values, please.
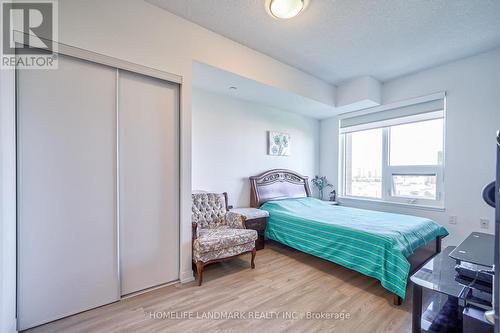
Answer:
[180, 269, 194, 283]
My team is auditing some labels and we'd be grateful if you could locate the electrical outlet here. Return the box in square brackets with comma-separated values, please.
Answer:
[480, 218, 489, 229]
[449, 216, 457, 225]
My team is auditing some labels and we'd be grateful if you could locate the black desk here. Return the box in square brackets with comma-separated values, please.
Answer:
[411, 246, 465, 333]
[411, 246, 493, 333]
[449, 232, 495, 267]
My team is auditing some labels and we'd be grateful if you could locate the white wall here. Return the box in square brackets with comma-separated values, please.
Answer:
[2, 2, 498, 329]
[192, 88, 320, 207]
[320, 117, 340, 196]
[0, 1, 336, 330]
[20, 1, 330, 267]
[321, 47, 500, 246]
[49, 0, 335, 284]
[0, 68, 17, 333]
[57, 1, 334, 108]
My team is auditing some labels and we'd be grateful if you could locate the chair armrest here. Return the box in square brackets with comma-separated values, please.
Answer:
[192, 222, 198, 242]
[226, 211, 246, 229]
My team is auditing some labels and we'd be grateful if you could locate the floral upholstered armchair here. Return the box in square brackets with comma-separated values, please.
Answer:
[192, 192, 257, 285]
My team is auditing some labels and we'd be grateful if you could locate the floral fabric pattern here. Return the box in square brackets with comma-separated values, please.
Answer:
[194, 228, 257, 253]
[192, 192, 257, 263]
[192, 193, 228, 229]
[226, 211, 245, 229]
[191, 193, 245, 229]
[194, 242, 255, 263]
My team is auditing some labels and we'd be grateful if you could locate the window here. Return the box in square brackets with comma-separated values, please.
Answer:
[340, 102, 445, 208]
[386, 118, 444, 205]
[389, 119, 444, 166]
[344, 128, 382, 198]
[392, 174, 437, 199]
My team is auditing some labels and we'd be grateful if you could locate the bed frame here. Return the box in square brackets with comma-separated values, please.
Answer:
[250, 169, 442, 305]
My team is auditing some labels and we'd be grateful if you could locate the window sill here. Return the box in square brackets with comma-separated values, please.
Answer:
[338, 196, 446, 212]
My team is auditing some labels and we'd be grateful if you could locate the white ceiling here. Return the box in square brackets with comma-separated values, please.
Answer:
[148, 0, 500, 84]
[192, 61, 336, 119]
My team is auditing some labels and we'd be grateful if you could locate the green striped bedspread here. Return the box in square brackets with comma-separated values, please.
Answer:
[261, 197, 448, 299]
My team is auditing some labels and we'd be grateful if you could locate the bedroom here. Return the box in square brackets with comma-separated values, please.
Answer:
[1, 0, 500, 332]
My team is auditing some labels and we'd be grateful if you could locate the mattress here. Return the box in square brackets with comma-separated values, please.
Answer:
[261, 197, 448, 299]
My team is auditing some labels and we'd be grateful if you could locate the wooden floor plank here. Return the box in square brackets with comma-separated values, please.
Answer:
[24, 241, 412, 333]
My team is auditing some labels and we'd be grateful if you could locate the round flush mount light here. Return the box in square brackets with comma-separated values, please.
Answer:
[266, 0, 308, 19]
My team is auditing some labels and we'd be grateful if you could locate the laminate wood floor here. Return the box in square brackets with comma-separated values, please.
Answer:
[24, 241, 412, 333]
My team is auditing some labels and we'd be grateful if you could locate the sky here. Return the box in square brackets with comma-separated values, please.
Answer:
[349, 118, 444, 178]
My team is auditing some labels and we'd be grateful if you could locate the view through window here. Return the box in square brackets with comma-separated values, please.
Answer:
[345, 128, 382, 198]
[342, 117, 444, 206]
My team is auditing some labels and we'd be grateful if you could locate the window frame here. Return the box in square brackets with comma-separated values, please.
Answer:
[342, 128, 383, 199]
[339, 115, 445, 209]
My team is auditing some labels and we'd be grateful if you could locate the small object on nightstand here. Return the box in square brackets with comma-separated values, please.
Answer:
[230, 208, 268, 250]
[329, 189, 336, 202]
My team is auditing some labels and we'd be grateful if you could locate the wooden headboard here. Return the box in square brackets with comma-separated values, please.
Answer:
[249, 169, 311, 208]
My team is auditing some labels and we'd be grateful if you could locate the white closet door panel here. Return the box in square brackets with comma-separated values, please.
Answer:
[17, 55, 119, 330]
[119, 70, 179, 295]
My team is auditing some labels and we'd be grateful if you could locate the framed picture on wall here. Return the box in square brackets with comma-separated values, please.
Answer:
[268, 131, 291, 156]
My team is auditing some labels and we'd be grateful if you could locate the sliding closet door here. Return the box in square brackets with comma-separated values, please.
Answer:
[118, 70, 179, 295]
[17, 55, 119, 330]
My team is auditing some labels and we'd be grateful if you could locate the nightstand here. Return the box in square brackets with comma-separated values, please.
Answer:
[230, 208, 268, 250]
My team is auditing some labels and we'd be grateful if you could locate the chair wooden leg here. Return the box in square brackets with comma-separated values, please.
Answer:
[393, 294, 402, 306]
[196, 261, 204, 286]
[251, 248, 256, 269]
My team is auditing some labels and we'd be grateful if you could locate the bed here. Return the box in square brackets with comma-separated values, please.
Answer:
[249, 169, 448, 305]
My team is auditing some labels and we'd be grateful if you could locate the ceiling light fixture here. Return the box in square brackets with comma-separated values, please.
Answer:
[266, 0, 307, 20]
